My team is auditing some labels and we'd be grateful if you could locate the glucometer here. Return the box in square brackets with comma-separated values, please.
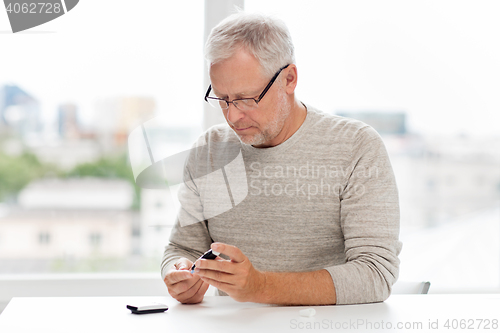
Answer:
[190, 249, 220, 274]
[126, 303, 169, 315]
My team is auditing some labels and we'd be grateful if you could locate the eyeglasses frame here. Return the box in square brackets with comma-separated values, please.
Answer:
[204, 64, 291, 110]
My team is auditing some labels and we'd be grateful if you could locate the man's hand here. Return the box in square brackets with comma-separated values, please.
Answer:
[164, 258, 210, 304]
[193, 243, 267, 303]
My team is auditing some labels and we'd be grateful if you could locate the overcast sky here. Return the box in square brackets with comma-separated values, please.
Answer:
[1, 0, 499, 136]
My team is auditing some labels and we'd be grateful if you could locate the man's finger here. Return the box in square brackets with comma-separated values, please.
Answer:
[198, 267, 233, 284]
[195, 257, 232, 274]
[166, 269, 193, 284]
[211, 243, 246, 263]
[176, 263, 188, 270]
[182, 279, 209, 304]
[174, 258, 193, 270]
[176, 277, 202, 300]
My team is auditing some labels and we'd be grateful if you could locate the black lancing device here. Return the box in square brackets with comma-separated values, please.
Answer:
[190, 249, 221, 274]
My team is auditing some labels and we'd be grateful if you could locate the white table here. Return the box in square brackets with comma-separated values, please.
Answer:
[0, 294, 499, 332]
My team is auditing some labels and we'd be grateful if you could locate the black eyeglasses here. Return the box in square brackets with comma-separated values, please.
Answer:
[204, 64, 290, 112]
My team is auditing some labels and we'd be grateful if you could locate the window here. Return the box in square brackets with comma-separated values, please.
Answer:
[0, 1, 204, 275]
[89, 233, 102, 247]
[38, 232, 51, 245]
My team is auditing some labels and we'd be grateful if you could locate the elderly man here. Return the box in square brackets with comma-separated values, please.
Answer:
[161, 12, 401, 306]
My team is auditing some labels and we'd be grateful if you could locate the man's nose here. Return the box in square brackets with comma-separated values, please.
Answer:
[225, 103, 245, 124]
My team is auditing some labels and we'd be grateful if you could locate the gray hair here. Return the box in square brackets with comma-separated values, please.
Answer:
[205, 12, 295, 78]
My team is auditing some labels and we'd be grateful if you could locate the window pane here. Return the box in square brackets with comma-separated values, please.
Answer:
[0, 1, 204, 274]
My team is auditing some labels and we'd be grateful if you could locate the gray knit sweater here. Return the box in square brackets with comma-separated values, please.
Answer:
[161, 105, 402, 305]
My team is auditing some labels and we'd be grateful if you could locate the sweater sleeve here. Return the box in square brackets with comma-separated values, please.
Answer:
[160, 214, 213, 281]
[160, 127, 239, 282]
[324, 125, 402, 305]
[160, 146, 214, 280]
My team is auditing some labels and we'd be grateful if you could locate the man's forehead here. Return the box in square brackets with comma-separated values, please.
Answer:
[209, 65, 266, 98]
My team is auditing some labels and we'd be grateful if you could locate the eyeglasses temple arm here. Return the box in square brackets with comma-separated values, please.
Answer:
[256, 64, 290, 103]
[204, 85, 212, 102]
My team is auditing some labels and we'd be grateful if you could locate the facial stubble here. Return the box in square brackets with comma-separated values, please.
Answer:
[235, 88, 291, 146]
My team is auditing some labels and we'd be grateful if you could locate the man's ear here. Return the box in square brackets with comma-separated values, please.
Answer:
[284, 64, 298, 95]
